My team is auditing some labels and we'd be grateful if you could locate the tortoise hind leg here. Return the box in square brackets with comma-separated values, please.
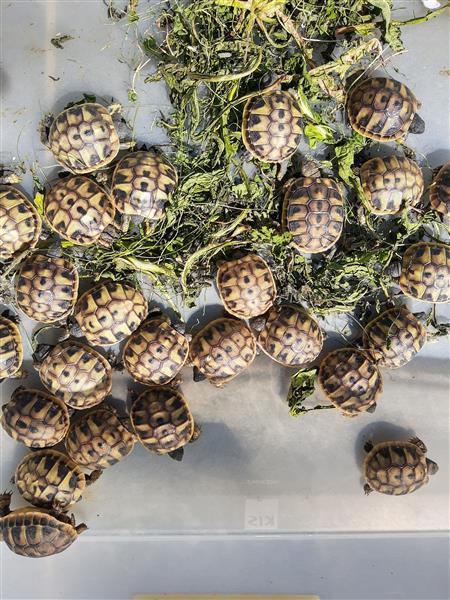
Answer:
[409, 113, 425, 135]
[363, 484, 373, 495]
[86, 470, 102, 486]
[168, 448, 184, 462]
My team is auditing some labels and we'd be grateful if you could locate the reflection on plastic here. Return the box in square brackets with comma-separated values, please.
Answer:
[245, 498, 279, 530]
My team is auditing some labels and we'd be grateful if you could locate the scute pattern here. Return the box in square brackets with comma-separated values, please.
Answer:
[15, 254, 79, 323]
[429, 162, 450, 215]
[190, 318, 256, 386]
[48, 103, 120, 173]
[257, 305, 323, 366]
[363, 306, 426, 368]
[0, 387, 70, 448]
[112, 151, 178, 221]
[360, 156, 424, 215]
[283, 177, 344, 253]
[399, 242, 450, 303]
[74, 281, 148, 346]
[130, 386, 194, 454]
[123, 316, 189, 385]
[65, 407, 135, 470]
[217, 254, 276, 319]
[0, 186, 42, 259]
[318, 348, 383, 417]
[38, 340, 112, 409]
[242, 90, 302, 162]
[347, 77, 419, 141]
[44, 176, 115, 246]
[0, 315, 23, 379]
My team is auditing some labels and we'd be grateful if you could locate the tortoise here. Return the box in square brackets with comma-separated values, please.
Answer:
[42, 102, 122, 174]
[73, 281, 148, 346]
[0, 491, 87, 558]
[347, 76, 425, 141]
[190, 317, 256, 386]
[15, 253, 79, 323]
[123, 313, 190, 385]
[429, 162, 450, 215]
[13, 449, 102, 511]
[0, 312, 25, 382]
[112, 150, 178, 228]
[34, 339, 113, 410]
[216, 254, 276, 319]
[360, 156, 424, 215]
[129, 386, 199, 461]
[65, 405, 135, 470]
[363, 306, 427, 369]
[44, 175, 116, 246]
[0, 186, 42, 260]
[363, 437, 439, 496]
[251, 304, 323, 367]
[242, 89, 303, 162]
[399, 242, 450, 303]
[317, 348, 383, 417]
[282, 177, 344, 253]
[1, 387, 70, 448]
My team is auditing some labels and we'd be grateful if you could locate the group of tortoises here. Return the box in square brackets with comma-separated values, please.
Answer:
[0, 75, 448, 558]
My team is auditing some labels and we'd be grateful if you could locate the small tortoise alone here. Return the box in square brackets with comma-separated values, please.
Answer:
[399, 242, 450, 304]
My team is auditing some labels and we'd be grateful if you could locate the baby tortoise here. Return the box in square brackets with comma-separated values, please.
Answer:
[0, 186, 42, 260]
[0, 312, 25, 382]
[399, 242, 450, 304]
[429, 162, 450, 215]
[0, 491, 87, 558]
[1, 387, 70, 448]
[363, 437, 438, 496]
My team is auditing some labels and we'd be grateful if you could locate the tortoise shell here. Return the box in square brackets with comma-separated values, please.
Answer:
[242, 90, 302, 162]
[15, 254, 79, 323]
[15, 449, 86, 511]
[364, 440, 434, 495]
[37, 340, 112, 409]
[112, 151, 178, 222]
[44, 176, 115, 246]
[216, 254, 276, 319]
[65, 406, 135, 470]
[363, 306, 426, 369]
[282, 177, 344, 253]
[0, 186, 42, 260]
[130, 386, 194, 454]
[256, 305, 323, 367]
[360, 156, 424, 215]
[190, 317, 256, 386]
[399, 242, 450, 303]
[123, 315, 189, 385]
[47, 103, 120, 174]
[318, 348, 383, 417]
[429, 162, 450, 215]
[1, 387, 70, 447]
[347, 77, 420, 141]
[74, 281, 148, 346]
[0, 315, 23, 379]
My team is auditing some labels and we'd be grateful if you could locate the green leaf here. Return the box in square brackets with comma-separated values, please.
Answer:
[368, 0, 391, 30]
[287, 368, 318, 416]
[33, 192, 45, 216]
[304, 123, 334, 148]
[334, 133, 366, 184]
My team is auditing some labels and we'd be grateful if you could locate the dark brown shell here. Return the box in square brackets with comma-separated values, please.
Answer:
[399, 242, 450, 303]
[0, 186, 42, 260]
[0, 315, 23, 379]
[429, 162, 450, 215]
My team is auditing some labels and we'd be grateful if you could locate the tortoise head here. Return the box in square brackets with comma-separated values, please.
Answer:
[409, 113, 425, 135]
[426, 458, 439, 476]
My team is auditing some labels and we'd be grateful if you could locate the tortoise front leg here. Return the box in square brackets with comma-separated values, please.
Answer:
[363, 484, 373, 495]
[86, 470, 102, 486]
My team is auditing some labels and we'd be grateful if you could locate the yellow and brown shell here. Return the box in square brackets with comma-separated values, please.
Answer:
[44, 176, 115, 246]
[47, 103, 120, 174]
[0, 315, 23, 379]
[242, 90, 302, 162]
[216, 254, 276, 319]
[112, 151, 178, 223]
[37, 340, 112, 409]
[363, 306, 426, 369]
[318, 348, 383, 417]
[360, 156, 424, 215]
[1, 387, 70, 448]
[190, 317, 256, 386]
[429, 162, 450, 215]
[123, 315, 189, 385]
[0, 186, 42, 260]
[399, 242, 450, 304]
[282, 177, 344, 253]
[130, 386, 194, 454]
[65, 406, 135, 470]
[15, 254, 79, 323]
[74, 281, 148, 346]
[347, 77, 420, 141]
[256, 305, 323, 367]
[14, 449, 86, 511]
